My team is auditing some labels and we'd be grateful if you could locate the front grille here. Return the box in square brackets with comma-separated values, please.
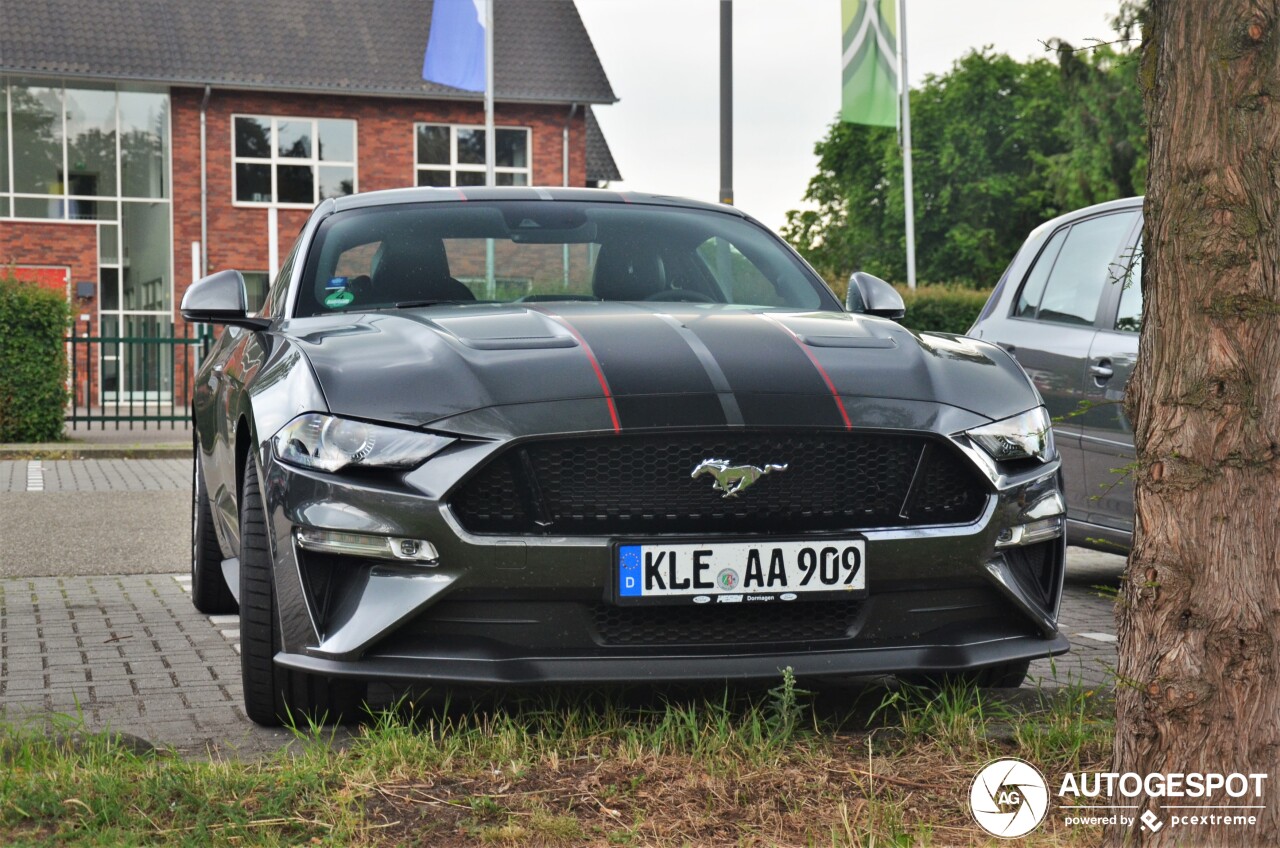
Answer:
[593, 600, 862, 646]
[451, 431, 988, 535]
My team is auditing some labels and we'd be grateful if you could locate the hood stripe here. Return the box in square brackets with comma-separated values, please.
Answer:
[758, 314, 852, 429]
[549, 309, 728, 430]
[651, 312, 745, 427]
[533, 310, 621, 433]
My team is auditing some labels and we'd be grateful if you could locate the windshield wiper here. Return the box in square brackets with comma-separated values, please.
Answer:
[394, 299, 464, 309]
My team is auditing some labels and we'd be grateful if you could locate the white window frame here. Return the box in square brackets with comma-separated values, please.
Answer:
[414, 123, 532, 187]
[232, 114, 358, 208]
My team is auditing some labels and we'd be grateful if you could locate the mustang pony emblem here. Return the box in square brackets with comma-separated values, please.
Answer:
[691, 458, 788, 498]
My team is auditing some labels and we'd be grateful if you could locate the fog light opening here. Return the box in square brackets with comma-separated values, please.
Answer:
[295, 528, 439, 565]
[389, 537, 439, 565]
[995, 516, 1063, 548]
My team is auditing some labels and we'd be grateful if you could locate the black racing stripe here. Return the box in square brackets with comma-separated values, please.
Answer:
[614, 394, 729, 429]
[561, 311, 727, 428]
[683, 314, 846, 428]
[736, 393, 848, 428]
[651, 313, 745, 427]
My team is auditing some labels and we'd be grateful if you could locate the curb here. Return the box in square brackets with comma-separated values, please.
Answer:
[0, 444, 191, 460]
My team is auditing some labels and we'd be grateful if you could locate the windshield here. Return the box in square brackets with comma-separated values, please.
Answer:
[294, 201, 835, 317]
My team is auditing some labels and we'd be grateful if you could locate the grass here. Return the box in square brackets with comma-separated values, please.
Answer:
[0, 674, 1113, 847]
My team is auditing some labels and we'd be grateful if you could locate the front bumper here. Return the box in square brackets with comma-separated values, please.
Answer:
[278, 631, 1070, 684]
[258, 435, 1069, 686]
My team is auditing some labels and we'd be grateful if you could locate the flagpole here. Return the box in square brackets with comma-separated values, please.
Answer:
[484, 0, 495, 297]
[897, 0, 916, 290]
[719, 0, 733, 205]
[484, 0, 495, 186]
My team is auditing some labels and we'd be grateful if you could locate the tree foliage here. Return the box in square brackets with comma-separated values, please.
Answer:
[785, 41, 1145, 287]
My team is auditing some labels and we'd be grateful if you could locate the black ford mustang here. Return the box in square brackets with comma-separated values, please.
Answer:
[183, 187, 1068, 725]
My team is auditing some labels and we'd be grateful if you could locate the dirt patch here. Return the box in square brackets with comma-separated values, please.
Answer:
[358, 732, 1105, 846]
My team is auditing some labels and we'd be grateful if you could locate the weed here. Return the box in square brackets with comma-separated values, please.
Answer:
[763, 665, 813, 744]
[3, 679, 1114, 846]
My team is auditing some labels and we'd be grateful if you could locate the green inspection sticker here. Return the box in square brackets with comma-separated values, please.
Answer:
[324, 289, 354, 308]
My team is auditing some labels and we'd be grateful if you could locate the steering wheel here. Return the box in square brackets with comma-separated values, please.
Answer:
[643, 288, 715, 303]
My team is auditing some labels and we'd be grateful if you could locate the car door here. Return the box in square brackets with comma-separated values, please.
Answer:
[972, 208, 1139, 523]
[1079, 218, 1142, 533]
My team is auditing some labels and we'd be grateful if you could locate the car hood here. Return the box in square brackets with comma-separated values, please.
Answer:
[282, 303, 1038, 435]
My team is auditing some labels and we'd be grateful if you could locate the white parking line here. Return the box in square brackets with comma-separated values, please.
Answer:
[26, 460, 43, 492]
[1076, 632, 1117, 643]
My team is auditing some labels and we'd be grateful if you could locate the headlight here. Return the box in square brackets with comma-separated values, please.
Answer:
[965, 406, 1055, 463]
[273, 413, 455, 472]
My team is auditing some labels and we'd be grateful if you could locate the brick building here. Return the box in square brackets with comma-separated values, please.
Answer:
[0, 0, 620, 405]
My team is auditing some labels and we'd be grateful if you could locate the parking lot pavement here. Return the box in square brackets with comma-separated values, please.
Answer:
[0, 572, 295, 758]
[1028, 548, 1123, 690]
[0, 459, 1124, 748]
[0, 548, 1124, 756]
[0, 460, 189, 578]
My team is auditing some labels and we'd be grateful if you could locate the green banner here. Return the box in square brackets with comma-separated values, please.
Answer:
[841, 0, 899, 127]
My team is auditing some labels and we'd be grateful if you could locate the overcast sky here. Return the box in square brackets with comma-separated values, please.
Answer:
[575, 0, 1128, 232]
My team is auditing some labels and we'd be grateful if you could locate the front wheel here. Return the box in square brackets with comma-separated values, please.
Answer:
[238, 451, 365, 726]
[191, 442, 237, 614]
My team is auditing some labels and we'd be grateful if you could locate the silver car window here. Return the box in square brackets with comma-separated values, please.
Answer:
[1031, 211, 1137, 326]
[1015, 227, 1068, 318]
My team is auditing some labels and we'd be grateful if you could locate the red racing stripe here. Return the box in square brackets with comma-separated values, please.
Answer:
[759, 314, 852, 430]
[534, 311, 622, 433]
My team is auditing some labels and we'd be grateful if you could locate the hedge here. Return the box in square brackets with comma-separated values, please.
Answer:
[896, 285, 993, 335]
[0, 274, 72, 442]
[825, 275, 994, 335]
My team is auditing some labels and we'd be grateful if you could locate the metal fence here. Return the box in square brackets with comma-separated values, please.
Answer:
[65, 323, 213, 430]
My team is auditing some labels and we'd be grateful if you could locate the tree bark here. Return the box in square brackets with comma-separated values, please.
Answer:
[1110, 1, 1280, 845]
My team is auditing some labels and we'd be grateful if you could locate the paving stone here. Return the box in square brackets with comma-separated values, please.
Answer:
[0, 573, 284, 758]
[0, 461, 23, 493]
[0, 547, 1126, 757]
[36, 460, 189, 493]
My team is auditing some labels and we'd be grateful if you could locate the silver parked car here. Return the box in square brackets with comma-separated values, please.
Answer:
[969, 197, 1143, 554]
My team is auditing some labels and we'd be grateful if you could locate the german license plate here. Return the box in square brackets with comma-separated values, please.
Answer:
[615, 538, 866, 606]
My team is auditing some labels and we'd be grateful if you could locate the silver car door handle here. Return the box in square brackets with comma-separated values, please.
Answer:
[1090, 362, 1114, 380]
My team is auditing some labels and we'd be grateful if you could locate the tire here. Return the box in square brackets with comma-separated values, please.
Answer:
[191, 441, 238, 614]
[238, 451, 365, 726]
[902, 659, 1031, 690]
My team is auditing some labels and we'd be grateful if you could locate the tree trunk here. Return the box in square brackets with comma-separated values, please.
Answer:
[1110, 1, 1280, 845]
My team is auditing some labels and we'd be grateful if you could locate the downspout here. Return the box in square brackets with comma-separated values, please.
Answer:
[199, 85, 211, 278]
[562, 102, 579, 187]
[562, 103, 579, 288]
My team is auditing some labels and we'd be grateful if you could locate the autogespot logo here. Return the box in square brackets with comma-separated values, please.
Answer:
[970, 758, 1050, 838]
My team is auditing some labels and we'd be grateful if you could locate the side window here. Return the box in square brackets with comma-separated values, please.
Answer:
[262, 241, 299, 318]
[1030, 211, 1138, 326]
[242, 272, 270, 314]
[1014, 227, 1067, 318]
[1114, 241, 1142, 332]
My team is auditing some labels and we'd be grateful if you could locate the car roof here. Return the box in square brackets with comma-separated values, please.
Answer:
[327, 186, 749, 218]
[1022, 196, 1143, 245]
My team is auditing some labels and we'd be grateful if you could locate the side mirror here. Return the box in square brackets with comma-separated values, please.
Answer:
[845, 271, 906, 321]
[181, 270, 271, 330]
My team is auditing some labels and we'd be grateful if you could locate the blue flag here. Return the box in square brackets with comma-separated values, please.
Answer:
[422, 0, 487, 92]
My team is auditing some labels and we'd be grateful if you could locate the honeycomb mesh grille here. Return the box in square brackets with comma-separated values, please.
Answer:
[451, 431, 987, 535]
[592, 601, 862, 646]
